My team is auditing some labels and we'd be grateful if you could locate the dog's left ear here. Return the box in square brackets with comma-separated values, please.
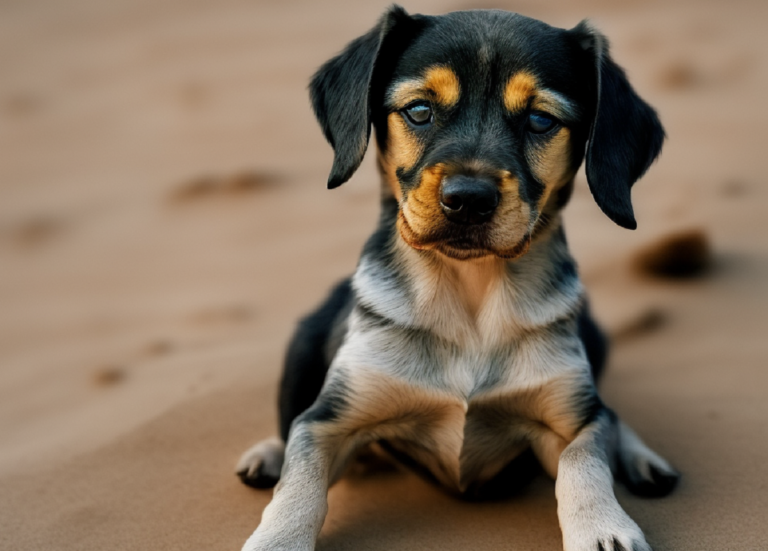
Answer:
[309, 5, 420, 189]
[569, 21, 665, 230]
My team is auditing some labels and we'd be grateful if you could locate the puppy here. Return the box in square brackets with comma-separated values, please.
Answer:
[237, 7, 679, 551]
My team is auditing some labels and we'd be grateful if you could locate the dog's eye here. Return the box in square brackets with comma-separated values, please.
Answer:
[402, 102, 433, 126]
[527, 111, 558, 134]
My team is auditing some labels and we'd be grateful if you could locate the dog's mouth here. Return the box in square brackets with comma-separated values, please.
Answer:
[435, 235, 532, 260]
[397, 209, 533, 260]
[435, 239, 531, 260]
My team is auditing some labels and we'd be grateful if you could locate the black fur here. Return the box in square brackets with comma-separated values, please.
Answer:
[237, 465, 279, 490]
[296, 378, 350, 427]
[380, 440, 543, 502]
[463, 448, 542, 501]
[578, 301, 608, 382]
[617, 456, 680, 498]
[573, 384, 605, 432]
[309, 6, 424, 189]
[569, 21, 666, 230]
[277, 198, 405, 440]
[278, 278, 353, 440]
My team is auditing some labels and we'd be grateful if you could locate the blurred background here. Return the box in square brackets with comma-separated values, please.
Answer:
[1, 0, 766, 549]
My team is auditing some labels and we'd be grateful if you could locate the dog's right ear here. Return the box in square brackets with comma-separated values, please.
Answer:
[569, 21, 665, 230]
[310, 5, 418, 189]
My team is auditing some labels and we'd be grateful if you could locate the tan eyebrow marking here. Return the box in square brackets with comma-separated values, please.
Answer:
[388, 66, 461, 108]
[423, 66, 460, 107]
[532, 90, 580, 121]
[504, 71, 538, 113]
[505, 71, 580, 121]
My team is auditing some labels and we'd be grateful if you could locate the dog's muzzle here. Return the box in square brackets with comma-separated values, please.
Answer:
[439, 175, 500, 225]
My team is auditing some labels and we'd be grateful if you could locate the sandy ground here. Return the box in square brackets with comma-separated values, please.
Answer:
[1, 0, 767, 549]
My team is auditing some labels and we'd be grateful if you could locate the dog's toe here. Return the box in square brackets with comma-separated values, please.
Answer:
[596, 537, 639, 551]
[236, 437, 284, 489]
[562, 514, 652, 551]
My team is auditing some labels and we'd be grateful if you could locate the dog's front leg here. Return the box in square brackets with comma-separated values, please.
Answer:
[556, 408, 651, 551]
[241, 411, 355, 551]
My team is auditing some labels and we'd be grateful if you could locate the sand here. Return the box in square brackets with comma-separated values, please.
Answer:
[1, 0, 767, 549]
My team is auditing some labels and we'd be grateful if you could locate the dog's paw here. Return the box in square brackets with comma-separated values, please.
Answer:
[562, 513, 652, 551]
[619, 455, 680, 498]
[241, 528, 313, 551]
[617, 422, 680, 498]
[236, 437, 284, 489]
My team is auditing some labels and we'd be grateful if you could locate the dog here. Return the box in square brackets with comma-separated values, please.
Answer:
[236, 6, 679, 551]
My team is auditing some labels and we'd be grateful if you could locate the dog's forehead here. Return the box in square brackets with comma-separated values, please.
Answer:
[390, 10, 585, 100]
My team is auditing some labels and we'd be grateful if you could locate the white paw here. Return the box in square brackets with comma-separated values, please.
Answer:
[562, 511, 652, 551]
[236, 437, 285, 489]
[241, 527, 314, 551]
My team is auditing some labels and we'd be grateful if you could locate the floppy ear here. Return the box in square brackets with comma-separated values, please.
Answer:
[309, 5, 416, 189]
[570, 21, 665, 230]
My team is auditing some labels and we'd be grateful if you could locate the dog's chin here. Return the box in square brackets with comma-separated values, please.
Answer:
[400, 232, 531, 262]
[433, 237, 531, 261]
[397, 211, 532, 261]
[433, 243, 495, 261]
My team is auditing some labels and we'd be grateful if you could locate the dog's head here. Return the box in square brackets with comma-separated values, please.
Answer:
[310, 7, 664, 260]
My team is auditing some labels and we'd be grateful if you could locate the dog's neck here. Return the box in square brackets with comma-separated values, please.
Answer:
[402, 219, 564, 315]
[396, 215, 577, 338]
[354, 196, 582, 346]
[431, 252, 505, 320]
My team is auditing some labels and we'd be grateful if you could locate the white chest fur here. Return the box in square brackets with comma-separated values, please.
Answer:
[334, 228, 591, 491]
[333, 323, 589, 491]
[354, 230, 584, 348]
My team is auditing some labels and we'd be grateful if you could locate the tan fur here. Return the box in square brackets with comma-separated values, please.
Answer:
[504, 71, 538, 113]
[398, 166, 536, 260]
[389, 66, 461, 109]
[382, 113, 424, 201]
[423, 66, 461, 107]
[387, 113, 422, 171]
[388, 80, 421, 110]
[438, 254, 505, 320]
[487, 170, 535, 257]
[504, 72, 575, 120]
[325, 369, 468, 488]
[376, 151, 402, 201]
[528, 127, 576, 213]
[398, 163, 447, 248]
[531, 90, 577, 120]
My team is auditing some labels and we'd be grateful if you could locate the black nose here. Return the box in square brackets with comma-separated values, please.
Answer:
[440, 176, 500, 225]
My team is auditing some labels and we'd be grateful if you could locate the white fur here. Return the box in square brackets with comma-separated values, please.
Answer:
[556, 415, 651, 551]
[236, 437, 285, 481]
